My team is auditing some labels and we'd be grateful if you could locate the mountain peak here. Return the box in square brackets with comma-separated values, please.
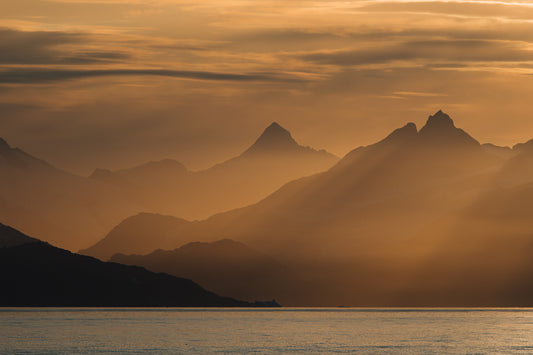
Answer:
[418, 110, 479, 148]
[243, 122, 299, 155]
[258, 122, 295, 144]
[422, 110, 455, 130]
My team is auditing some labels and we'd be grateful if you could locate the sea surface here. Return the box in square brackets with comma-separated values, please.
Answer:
[2, 308, 533, 354]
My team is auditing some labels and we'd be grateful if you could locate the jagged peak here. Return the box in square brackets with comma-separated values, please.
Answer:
[420, 110, 455, 132]
[418, 110, 479, 147]
[265, 122, 286, 133]
[243, 122, 299, 154]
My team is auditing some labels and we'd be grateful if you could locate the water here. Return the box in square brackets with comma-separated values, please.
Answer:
[2, 308, 533, 354]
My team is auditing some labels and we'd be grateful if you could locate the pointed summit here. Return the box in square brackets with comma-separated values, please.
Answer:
[422, 110, 454, 130]
[242, 122, 300, 155]
[418, 110, 479, 148]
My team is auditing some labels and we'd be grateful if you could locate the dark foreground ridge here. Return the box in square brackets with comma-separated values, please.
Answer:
[0, 223, 279, 307]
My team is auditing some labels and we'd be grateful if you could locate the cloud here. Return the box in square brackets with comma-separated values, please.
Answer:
[393, 91, 448, 97]
[0, 68, 306, 84]
[359, 1, 533, 21]
[0, 28, 129, 64]
[297, 39, 533, 67]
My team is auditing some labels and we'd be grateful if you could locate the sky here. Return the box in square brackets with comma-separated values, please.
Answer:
[1, 0, 533, 174]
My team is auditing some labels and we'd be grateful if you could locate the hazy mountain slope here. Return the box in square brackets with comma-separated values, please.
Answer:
[80, 213, 192, 260]
[111, 239, 286, 302]
[0, 139, 145, 250]
[181, 111, 503, 257]
[90, 122, 338, 220]
[0, 222, 249, 307]
[84, 111, 533, 306]
[2, 123, 336, 251]
[89, 111, 505, 260]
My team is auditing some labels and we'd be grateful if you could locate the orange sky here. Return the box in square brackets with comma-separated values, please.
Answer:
[1, 0, 533, 174]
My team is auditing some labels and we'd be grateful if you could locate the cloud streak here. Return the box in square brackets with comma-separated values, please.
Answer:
[297, 39, 533, 67]
[0, 68, 306, 84]
[0, 28, 129, 65]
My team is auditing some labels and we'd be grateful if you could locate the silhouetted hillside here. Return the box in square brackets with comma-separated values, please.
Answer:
[0, 223, 249, 307]
[111, 239, 286, 301]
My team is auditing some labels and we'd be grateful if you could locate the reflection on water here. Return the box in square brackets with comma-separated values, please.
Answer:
[2, 308, 533, 354]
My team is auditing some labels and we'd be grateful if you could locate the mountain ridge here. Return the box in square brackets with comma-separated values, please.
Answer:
[1, 122, 338, 250]
[0, 222, 252, 307]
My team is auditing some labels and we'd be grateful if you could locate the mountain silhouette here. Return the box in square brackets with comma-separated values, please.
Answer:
[241, 122, 333, 157]
[418, 110, 480, 148]
[88, 122, 338, 222]
[10, 110, 533, 306]
[243, 122, 300, 154]
[83, 110, 533, 306]
[111, 239, 286, 302]
[84, 111, 502, 261]
[0, 222, 250, 307]
[0, 138, 145, 250]
[0, 123, 337, 251]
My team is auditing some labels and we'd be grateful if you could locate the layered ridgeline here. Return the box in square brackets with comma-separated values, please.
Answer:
[111, 239, 286, 302]
[0, 138, 143, 250]
[0, 123, 337, 251]
[90, 122, 338, 220]
[84, 111, 533, 306]
[0, 222, 254, 307]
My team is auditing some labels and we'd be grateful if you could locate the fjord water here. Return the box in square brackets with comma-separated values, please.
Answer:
[2, 309, 533, 353]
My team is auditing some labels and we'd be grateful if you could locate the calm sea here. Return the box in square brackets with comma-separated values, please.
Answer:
[2, 308, 533, 354]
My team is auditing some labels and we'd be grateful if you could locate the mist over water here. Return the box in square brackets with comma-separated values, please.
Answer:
[2, 309, 533, 354]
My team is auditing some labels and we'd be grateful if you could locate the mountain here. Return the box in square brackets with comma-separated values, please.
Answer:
[417, 110, 480, 148]
[90, 122, 338, 221]
[0, 138, 143, 250]
[0, 222, 250, 307]
[80, 213, 192, 260]
[243, 122, 299, 154]
[182, 122, 338, 219]
[111, 239, 286, 302]
[242, 122, 332, 157]
[1, 123, 336, 251]
[84, 110, 533, 306]
[91, 111, 500, 259]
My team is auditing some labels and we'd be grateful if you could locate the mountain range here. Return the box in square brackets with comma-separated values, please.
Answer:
[81, 110, 533, 306]
[90, 122, 337, 220]
[0, 123, 337, 251]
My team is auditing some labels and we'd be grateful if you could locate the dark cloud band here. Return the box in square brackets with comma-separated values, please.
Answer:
[0, 68, 305, 84]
